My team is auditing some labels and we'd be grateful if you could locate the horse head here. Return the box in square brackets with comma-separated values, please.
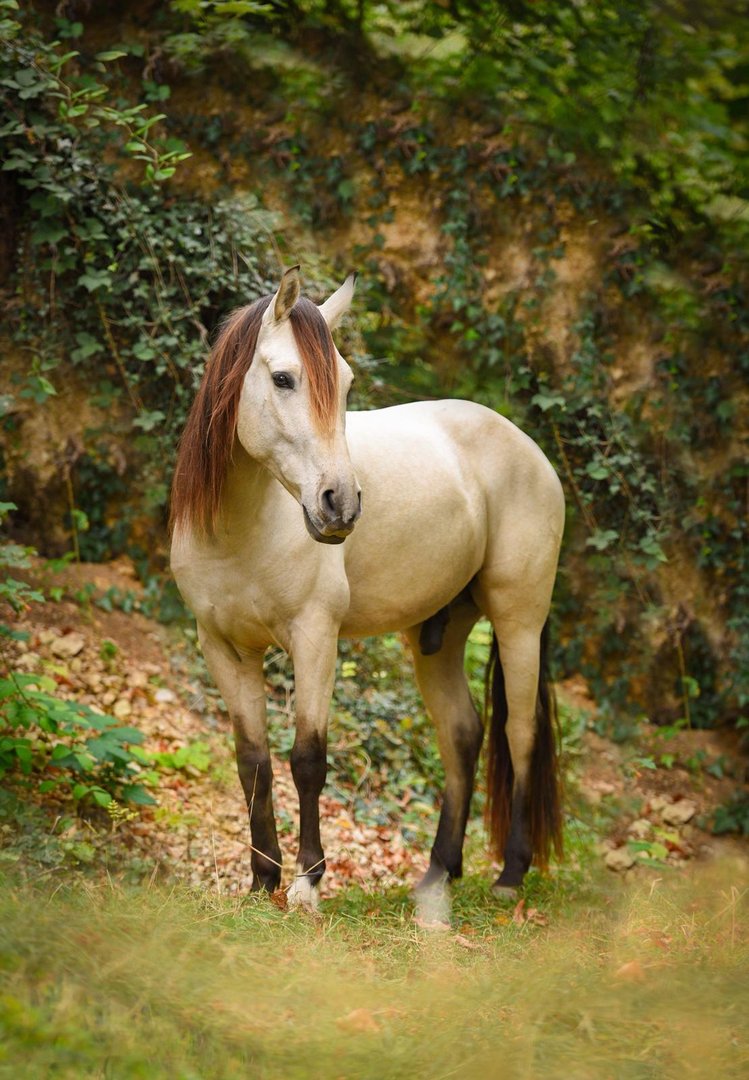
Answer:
[236, 267, 362, 544]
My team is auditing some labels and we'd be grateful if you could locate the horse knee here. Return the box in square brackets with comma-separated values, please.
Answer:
[235, 746, 272, 805]
[290, 732, 327, 796]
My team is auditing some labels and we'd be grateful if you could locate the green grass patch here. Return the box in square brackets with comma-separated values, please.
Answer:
[0, 864, 746, 1078]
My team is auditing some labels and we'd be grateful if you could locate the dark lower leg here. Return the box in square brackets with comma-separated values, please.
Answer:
[495, 783, 532, 888]
[419, 715, 483, 889]
[290, 731, 327, 885]
[235, 740, 282, 892]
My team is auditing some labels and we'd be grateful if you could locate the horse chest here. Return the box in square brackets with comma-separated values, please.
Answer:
[190, 544, 342, 654]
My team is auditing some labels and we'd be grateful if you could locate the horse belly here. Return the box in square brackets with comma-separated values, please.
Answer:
[339, 475, 484, 637]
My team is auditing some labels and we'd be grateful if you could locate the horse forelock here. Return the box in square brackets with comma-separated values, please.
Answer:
[288, 297, 340, 435]
[170, 293, 340, 537]
[170, 295, 272, 536]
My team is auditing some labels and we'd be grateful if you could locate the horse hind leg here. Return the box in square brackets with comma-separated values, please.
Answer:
[484, 619, 562, 895]
[406, 599, 483, 906]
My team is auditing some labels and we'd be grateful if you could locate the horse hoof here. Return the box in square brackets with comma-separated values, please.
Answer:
[287, 875, 320, 912]
[413, 881, 451, 928]
[413, 914, 450, 932]
[492, 883, 519, 902]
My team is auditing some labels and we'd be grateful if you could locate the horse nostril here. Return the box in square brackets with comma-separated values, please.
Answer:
[322, 489, 337, 517]
[357, 491, 362, 514]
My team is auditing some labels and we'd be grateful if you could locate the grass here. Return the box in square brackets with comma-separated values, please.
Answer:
[0, 861, 746, 1079]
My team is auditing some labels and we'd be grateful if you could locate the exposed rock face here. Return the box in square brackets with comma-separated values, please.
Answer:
[1, 342, 131, 556]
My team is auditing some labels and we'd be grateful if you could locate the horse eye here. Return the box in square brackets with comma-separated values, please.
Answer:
[272, 372, 294, 390]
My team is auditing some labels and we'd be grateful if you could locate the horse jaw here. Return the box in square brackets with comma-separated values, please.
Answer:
[303, 506, 349, 545]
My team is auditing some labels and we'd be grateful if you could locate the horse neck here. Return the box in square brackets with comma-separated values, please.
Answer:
[219, 442, 275, 535]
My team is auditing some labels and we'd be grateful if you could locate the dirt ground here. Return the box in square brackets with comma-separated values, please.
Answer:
[4, 558, 748, 895]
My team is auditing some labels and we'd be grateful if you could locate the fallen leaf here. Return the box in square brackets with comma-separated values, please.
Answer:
[336, 1008, 381, 1034]
[454, 933, 482, 950]
[413, 916, 450, 932]
[614, 960, 646, 983]
[269, 889, 288, 911]
[525, 907, 549, 927]
[510, 899, 548, 927]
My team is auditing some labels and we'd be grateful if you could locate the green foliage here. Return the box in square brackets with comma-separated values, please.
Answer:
[348, 0, 749, 236]
[0, 503, 43, 632]
[133, 739, 213, 775]
[0, 671, 154, 806]
[1, 3, 277, 555]
[0, 507, 152, 808]
[0, 3, 190, 184]
[2, 1, 748, 737]
[332, 635, 444, 830]
[711, 791, 749, 838]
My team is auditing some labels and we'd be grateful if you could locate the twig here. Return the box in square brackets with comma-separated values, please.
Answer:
[246, 764, 283, 870]
[247, 843, 284, 870]
[96, 299, 143, 412]
[210, 825, 222, 896]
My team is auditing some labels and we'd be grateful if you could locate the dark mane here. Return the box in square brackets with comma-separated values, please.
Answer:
[170, 294, 339, 536]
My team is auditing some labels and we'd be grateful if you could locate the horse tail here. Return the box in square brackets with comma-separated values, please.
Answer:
[484, 621, 563, 869]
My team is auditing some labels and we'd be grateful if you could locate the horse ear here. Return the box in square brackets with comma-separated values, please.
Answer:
[265, 265, 301, 325]
[318, 272, 357, 331]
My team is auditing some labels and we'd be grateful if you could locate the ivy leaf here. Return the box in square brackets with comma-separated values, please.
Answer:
[31, 220, 68, 246]
[71, 332, 102, 362]
[531, 391, 566, 412]
[639, 536, 667, 563]
[78, 269, 112, 292]
[586, 529, 619, 551]
[133, 409, 166, 432]
[586, 461, 610, 480]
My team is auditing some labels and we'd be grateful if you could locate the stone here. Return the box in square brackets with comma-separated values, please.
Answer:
[113, 698, 132, 719]
[15, 652, 41, 671]
[627, 818, 652, 838]
[661, 799, 697, 826]
[605, 846, 636, 872]
[649, 795, 671, 813]
[50, 632, 85, 658]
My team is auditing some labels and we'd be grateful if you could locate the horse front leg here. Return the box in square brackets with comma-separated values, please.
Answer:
[286, 619, 339, 910]
[199, 632, 282, 893]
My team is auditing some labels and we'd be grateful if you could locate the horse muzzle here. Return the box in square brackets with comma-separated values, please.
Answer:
[303, 489, 362, 545]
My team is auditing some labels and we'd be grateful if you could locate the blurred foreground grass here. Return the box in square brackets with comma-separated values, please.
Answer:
[0, 862, 747, 1079]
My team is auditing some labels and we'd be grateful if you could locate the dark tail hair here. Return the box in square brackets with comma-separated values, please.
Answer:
[484, 622, 563, 869]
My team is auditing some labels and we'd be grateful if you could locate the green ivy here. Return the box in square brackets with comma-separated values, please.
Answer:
[3, 1, 748, 738]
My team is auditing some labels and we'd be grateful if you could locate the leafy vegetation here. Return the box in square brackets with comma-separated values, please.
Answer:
[0, 0, 747, 865]
[0, 865, 746, 1078]
[0, 1, 277, 563]
[0, 503, 152, 807]
[2, 0, 747, 738]
[0, 11, 747, 1076]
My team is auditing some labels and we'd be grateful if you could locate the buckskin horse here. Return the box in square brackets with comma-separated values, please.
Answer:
[170, 267, 564, 910]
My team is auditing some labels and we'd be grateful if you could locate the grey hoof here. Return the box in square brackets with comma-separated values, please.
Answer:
[492, 883, 519, 901]
[414, 882, 451, 927]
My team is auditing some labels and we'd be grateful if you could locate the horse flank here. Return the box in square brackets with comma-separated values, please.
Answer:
[170, 295, 340, 536]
